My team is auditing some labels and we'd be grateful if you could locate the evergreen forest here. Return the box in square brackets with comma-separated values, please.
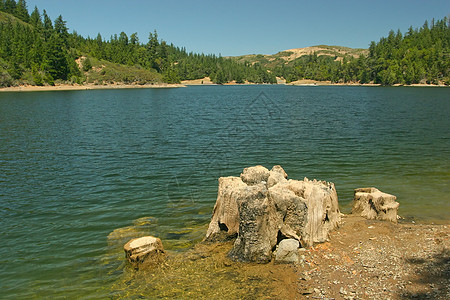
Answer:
[0, 0, 449, 87]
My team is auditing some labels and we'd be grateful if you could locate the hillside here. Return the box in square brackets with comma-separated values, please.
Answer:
[0, 1, 278, 88]
[232, 45, 368, 68]
[231, 19, 450, 86]
[0, 10, 28, 26]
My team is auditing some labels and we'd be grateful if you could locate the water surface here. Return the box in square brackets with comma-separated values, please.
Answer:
[0, 86, 449, 298]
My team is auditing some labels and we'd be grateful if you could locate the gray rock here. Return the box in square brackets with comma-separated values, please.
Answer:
[274, 239, 300, 263]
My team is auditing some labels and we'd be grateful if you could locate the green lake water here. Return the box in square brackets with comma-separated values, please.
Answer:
[0, 85, 449, 298]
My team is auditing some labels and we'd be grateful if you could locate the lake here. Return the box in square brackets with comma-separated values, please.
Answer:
[0, 85, 449, 298]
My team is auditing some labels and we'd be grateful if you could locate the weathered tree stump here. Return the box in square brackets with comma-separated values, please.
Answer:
[205, 165, 341, 263]
[124, 236, 165, 269]
[352, 187, 399, 222]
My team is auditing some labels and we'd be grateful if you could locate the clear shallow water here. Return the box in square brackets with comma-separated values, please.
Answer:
[0, 85, 449, 298]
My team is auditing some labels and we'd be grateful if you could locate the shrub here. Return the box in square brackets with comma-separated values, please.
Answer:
[82, 57, 92, 72]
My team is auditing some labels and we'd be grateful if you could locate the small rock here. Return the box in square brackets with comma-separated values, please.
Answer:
[300, 287, 314, 295]
[302, 274, 311, 281]
[275, 239, 300, 263]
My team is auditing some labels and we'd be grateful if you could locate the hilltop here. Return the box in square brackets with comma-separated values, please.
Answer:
[231, 45, 368, 68]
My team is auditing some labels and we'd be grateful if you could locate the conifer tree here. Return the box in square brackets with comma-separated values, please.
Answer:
[15, 0, 28, 22]
[4, 0, 15, 14]
[45, 33, 69, 81]
[54, 15, 68, 46]
[42, 10, 53, 41]
[29, 6, 42, 30]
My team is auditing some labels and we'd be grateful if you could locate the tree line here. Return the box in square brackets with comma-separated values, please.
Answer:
[274, 18, 449, 85]
[0, 0, 276, 87]
[0, 0, 448, 87]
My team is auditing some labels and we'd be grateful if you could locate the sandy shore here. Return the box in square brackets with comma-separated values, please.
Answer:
[181, 77, 214, 85]
[287, 79, 448, 87]
[1, 82, 447, 92]
[0, 83, 186, 92]
[180, 78, 448, 87]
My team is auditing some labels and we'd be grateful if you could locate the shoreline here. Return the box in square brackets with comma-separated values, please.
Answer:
[112, 215, 449, 299]
[0, 83, 186, 92]
[1, 82, 447, 93]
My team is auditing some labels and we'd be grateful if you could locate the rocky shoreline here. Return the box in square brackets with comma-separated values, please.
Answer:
[114, 166, 448, 299]
[109, 215, 448, 299]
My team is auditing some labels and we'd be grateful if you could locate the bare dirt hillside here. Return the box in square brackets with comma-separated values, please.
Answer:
[231, 45, 368, 67]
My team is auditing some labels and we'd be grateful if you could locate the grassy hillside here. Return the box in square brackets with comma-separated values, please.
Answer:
[0, 11, 29, 26]
[80, 57, 163, 85]
[0, 9, 164, 87]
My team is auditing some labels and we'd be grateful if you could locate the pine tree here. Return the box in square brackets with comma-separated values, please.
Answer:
[54, 15, 68, 46]
[15, 0, 28, 22]
[42, 10, 53, 41]
[45, 33, 69, 81]
[4, 0, 15, 14]
[29, 6, 42, 30]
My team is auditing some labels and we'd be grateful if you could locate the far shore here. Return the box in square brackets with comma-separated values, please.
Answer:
[1, 81, 447, 92]
[0, 83, 186, 92]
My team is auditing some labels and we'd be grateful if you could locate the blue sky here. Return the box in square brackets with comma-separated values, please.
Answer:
[26, 0, 449, 56]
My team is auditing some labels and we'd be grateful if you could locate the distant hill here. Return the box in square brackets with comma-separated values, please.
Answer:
[230, 45, 368, 69]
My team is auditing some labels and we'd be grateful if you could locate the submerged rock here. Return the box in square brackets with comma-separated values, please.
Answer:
[206, 165, 341, 263]
[124, 236, 165, 269]
[274, 239, 300, 263]
[352, 187, 399, 222]
[108, 226, 145, 248]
